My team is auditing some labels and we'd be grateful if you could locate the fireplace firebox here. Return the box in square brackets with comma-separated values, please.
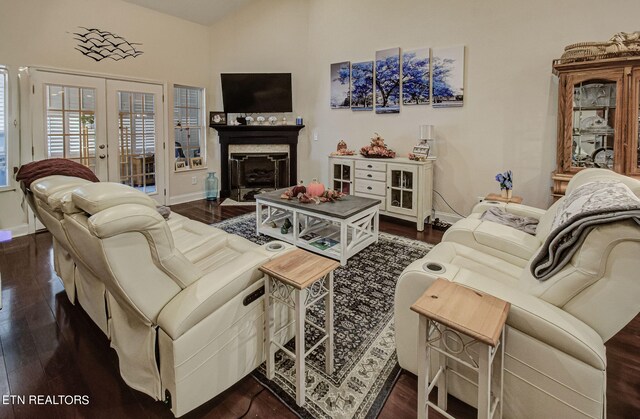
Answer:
[213, 125, 305, 200]
[229, 152, 289, 201]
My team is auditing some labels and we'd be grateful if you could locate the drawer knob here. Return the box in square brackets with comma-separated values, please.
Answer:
[367, 174, 372, 178]
[367, 186, 372, 190]
[367, 164, 373, 168]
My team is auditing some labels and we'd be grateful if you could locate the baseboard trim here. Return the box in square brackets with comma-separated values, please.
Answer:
[169, 192, 204, 205]
[6, 223, 30, 238]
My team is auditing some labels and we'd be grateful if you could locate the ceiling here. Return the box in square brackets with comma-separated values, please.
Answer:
[123, 0, 256, 26]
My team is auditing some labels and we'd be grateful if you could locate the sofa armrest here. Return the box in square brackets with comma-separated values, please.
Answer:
[396, 266, 606, 372]
[158, 251, 269, 339]
[456, 275, 606, 370]
[471, 202, 546, 220]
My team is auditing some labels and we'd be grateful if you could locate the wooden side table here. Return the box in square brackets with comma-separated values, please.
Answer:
[411, 279, 510, 419]
[259, 249, 340, 406]
[484, 193, 523, 204]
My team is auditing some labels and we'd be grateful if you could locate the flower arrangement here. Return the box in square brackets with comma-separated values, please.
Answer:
[495, 170, 513, 190]
[360, 132, 396, 158]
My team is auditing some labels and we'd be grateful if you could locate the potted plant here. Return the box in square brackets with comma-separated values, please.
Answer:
[495, 170, 513, 199]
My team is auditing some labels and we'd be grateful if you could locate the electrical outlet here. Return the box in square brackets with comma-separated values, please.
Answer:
[313, 130, 318, 141]
[191, 176, 197, 185]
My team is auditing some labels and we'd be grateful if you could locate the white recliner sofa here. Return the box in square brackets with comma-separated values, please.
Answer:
[395, 169, 640, 418]
[24, 176, 295, 417]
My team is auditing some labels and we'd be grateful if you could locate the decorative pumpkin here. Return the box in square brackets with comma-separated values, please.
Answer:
[291, 181, 306, 197]
[307, 179, 325, 197]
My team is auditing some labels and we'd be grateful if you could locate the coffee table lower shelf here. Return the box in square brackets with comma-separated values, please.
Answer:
[256, 200, 379, 265]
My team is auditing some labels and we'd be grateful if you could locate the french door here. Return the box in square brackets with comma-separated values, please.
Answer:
[30, 70, 166, 204]
[106, 81, 165, 201]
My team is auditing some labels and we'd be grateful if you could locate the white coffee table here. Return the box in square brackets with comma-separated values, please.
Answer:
[255, 189, 380, 265]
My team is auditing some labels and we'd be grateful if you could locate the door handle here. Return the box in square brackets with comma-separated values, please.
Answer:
[99, 154, 106, 159]
[99, 144, 106, 149]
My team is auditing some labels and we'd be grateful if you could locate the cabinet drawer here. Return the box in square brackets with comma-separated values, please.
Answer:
[355, 160, 386, 172]
[355, 192, 385, 210]
[355, 169, 386, 182]
[355, 179, 386, 196]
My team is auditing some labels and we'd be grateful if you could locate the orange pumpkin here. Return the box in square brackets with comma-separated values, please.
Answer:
[307, 178, 325, 197]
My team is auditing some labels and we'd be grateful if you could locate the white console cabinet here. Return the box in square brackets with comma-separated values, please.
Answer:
[328, 155, 434, 231]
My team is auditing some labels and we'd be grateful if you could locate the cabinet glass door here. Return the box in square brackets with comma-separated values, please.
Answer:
[567, 73, 622, 173]
[331, 160, 353, 194]
[629, 69, 640, 175]
[386, 165, 417, 216]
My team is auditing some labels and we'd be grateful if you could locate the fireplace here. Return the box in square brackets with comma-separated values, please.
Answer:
[213, 125, 304, 200]
[229, 151, 289, 201]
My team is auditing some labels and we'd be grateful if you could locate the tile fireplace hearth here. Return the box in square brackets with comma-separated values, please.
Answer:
[213, 125, 305, 200]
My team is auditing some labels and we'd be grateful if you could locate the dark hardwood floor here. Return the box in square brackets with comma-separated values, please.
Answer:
[0, 199, 637, 418]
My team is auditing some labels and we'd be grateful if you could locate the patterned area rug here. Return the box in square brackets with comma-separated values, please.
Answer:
[214, 213, 432, 419]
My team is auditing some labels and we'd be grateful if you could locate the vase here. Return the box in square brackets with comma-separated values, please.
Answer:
[500, 189, 508, 198]
[507, 189, 513, 199]
[205, 172, 219, 201]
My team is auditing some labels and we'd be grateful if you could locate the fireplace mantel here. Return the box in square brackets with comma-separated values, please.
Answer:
[213, 125, 305, 199]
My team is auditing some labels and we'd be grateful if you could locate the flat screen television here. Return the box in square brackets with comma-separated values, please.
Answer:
[221, 73, 292, 113]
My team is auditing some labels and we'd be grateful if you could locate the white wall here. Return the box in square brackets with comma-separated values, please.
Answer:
[0, 0, 211, 231]
[207, 0, 640, 215]
[206, 0, 311, 179]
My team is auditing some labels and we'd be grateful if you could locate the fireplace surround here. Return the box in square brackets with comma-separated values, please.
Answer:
[213, 125, 304, 200]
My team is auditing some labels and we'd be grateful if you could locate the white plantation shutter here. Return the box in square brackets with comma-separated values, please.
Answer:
[174, 86, 204, 163]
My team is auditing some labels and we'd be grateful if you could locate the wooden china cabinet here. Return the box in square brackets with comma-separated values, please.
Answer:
[552, 57, 640, 198]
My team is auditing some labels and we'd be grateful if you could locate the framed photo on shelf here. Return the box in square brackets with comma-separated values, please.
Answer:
[175, 160, 187, 171]
[190, 157, 203, 168]
[209, 111, 227, 126]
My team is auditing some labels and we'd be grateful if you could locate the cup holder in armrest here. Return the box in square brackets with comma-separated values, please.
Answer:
[265, 242, 286, 252]
[422, 262, 446, 274]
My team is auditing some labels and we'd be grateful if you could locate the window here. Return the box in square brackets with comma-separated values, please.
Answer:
[0, 68, 7, 187]
[45, 85, 96, 170]
[174, 86, 204, 169]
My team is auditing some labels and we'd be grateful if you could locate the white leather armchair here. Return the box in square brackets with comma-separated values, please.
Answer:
[25, 177, 295, 417]
[395, 169, 640, 418]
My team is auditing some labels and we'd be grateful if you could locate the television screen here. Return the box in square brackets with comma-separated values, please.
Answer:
[221, 73, 292, 113]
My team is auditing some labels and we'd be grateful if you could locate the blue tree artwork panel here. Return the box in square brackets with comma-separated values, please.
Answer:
[351, 61, 374, 111]
[375, 48, 401, 114]
[432, 45, 465, 108]
[402, 48, 430, 105]
[330, 61, 351, 109]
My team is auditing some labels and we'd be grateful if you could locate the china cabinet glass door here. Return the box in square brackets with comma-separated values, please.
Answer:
[331, 160, 353, 194]
[629, 69, 640, 175]
[566, 71, 623, 173]
[386, 164, 417, 216]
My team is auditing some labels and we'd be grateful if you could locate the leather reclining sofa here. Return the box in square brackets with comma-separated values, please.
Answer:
[395, 168, 640, 418]
[24, 175, 295, 417]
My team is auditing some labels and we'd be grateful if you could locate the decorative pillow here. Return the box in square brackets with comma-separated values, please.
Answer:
[16, 158, 99, 188]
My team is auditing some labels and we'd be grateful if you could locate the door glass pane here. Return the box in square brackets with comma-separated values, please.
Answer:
[403, 171, 413, 189]
[342, 182, 350, 194]
[391, 170, 401, 187]
[45, 85, 96, 171]
[391, 189, 401, 208]
[117, 91, 156, 193]
[402, 190, 413, 209]
[572, 80, 616, 169]
[342, 165, 351, 180]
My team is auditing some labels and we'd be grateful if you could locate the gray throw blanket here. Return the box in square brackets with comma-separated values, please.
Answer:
[481, 207, 539, 235]
[531, 180, 640, 281]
